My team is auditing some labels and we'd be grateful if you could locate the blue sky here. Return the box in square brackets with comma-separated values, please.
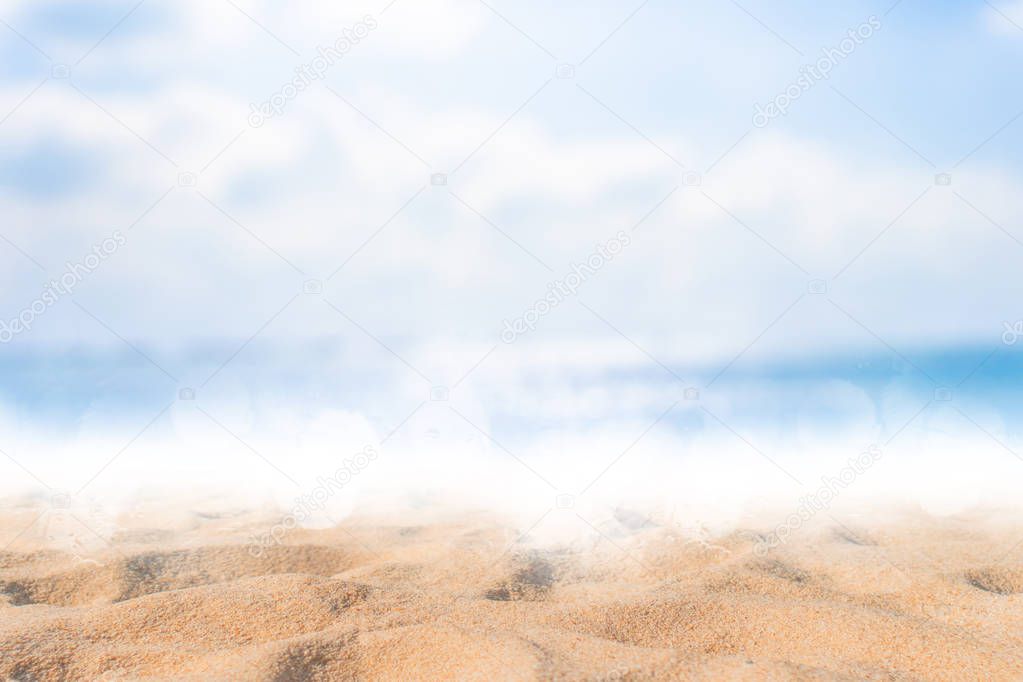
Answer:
[1, 0, 1022, 504]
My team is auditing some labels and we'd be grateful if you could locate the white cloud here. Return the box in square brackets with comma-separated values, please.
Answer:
[0, 8, 1020, 377]
[4, 66, 1023, 369]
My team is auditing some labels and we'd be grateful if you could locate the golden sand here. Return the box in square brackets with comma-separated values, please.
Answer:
[1, 501, 1021, 680]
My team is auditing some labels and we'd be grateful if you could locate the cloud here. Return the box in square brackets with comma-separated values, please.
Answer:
[3, 63, 1022, 368]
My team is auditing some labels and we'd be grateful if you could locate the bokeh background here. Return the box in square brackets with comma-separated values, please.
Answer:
[1, 0, 1022, 516]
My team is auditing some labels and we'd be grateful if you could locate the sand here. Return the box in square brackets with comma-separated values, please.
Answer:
[1, 499, 1022, 681]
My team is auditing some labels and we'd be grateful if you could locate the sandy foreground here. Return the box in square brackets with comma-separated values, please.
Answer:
[1, 498, 1022, 681]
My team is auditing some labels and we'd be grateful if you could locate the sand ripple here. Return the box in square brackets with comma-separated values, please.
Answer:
[0, 506, 1021, 680]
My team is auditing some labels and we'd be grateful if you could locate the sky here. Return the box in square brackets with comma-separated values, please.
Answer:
[1, 0, 1023, 516]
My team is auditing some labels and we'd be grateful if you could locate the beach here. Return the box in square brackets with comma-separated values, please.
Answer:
[1, 499, 1021, 680]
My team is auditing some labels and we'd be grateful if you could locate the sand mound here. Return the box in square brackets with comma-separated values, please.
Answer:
[1, 505, 1022, 680]
[0, 544, 361, 606]
[1, 575, 376, 679]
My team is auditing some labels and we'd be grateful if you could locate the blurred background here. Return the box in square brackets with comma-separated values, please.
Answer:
[1, 0, 1022, 516]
